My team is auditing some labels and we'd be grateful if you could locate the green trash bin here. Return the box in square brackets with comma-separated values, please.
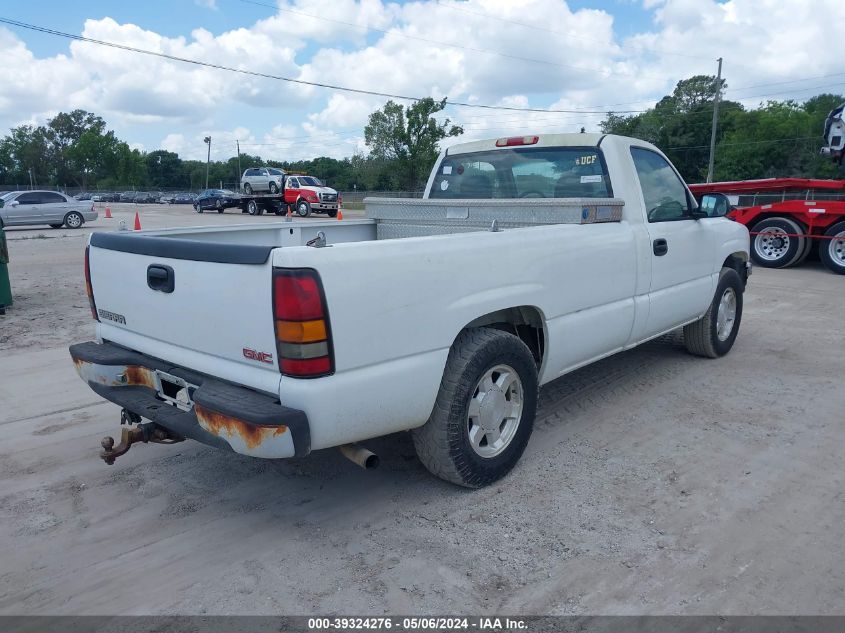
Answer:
[0, 224, 12, 314]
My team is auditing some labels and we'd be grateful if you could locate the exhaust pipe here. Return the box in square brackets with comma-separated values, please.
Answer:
[338, 443, 379, 469]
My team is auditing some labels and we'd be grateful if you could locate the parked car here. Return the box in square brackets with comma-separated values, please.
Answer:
[74, 192, 92, 201]
[71, 133, 749, 487]
[91, 192, 119, 202]
[194, 189, 239, 212]
[241, 167, 285, 194]
[173, 192, 197, 204]
[159, 192, 177, 204]
[132, 192, 159, 204]
[119, 191, 136, 202]
[0, 190, 97, 229]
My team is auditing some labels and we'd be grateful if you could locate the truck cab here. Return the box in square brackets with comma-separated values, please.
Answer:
[284, 174, 340, 217]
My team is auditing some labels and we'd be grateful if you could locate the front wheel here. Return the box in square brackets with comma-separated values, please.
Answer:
[64, 212, 84, 229]
[820, 220, 845, 275]
[326, 209, 338, 218]
[412, 328, 538, 488]
[243, 183, 252, 195]
[269, 182, 279, 194]
[216, 200, 223, 213]
[247, 200, 260, 216]
[296, 200, 311, 217]
[684, 267, 744, 358]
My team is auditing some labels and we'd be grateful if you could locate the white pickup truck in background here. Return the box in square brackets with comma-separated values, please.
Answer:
[70, 133, 750, 488]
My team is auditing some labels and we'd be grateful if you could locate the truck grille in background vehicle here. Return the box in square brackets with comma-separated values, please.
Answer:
[321, 194, 337, 202]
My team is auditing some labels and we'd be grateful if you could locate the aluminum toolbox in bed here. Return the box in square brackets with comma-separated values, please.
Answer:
[364, 197, 624, 240]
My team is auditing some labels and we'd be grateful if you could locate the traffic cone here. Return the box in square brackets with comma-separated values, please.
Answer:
[336, 205, 343, 221]
[285, 205, 292, 222]
[133, 212, 141, 231]
[104, 207, 112, 218]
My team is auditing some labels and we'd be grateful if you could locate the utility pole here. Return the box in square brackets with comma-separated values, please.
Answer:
[236, 140, 242, 191]
[706, 57, 723, 183]
[204, 136, 212, 189]
[28, 168, 34, 190]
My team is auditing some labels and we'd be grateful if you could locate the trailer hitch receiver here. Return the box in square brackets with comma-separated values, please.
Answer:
[100, 410, 185, 465]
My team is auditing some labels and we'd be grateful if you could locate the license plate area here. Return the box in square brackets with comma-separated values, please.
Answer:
[154, 370, 198, 411]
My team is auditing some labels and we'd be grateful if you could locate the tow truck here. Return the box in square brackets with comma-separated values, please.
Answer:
[236, 174, 340, 218]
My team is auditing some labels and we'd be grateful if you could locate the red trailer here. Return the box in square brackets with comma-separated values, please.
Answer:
[689, 178, 845, 274]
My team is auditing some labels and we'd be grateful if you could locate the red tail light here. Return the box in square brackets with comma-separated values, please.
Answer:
[495, 135, 539, 147]
[84, 246, 99, 321]
[272, 269, 333, 378]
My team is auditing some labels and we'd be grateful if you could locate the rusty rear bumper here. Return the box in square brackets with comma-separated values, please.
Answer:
[69, 341, 310, 458]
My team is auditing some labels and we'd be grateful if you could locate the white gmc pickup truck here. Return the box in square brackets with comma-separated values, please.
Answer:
[70, 133, 750, 488]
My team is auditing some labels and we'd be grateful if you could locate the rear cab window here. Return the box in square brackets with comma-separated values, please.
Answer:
[429, 146, 612, 200]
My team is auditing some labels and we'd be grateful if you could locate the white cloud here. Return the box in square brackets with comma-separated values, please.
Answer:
[195, 0, 218, 9]
[0, 0, 842, 163]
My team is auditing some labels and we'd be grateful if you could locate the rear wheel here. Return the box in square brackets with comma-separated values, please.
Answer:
[269, 182, 279, 194]
[64, 212, 84, 229]
[820, 220, 845, 275]
[195, 204, 203, 214]
[296, 200, 311, 217]
[216, 200, 223, 213]
[749, 217, 805, 268]
[684, 267, 744, 358]
[247, 200, 260, 216]
[412, 328, 538, 488]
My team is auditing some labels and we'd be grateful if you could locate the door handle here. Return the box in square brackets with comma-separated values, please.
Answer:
[147, 264, 175, 293]
[653, 238, 668, 256]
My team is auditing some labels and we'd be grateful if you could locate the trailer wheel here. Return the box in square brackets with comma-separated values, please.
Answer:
[820, 221, 845, 274]
[296, 200, 311, 217]
[749, 217, 805, 268]
[412, 328, 538, 488]
[684, 267, 744, 358]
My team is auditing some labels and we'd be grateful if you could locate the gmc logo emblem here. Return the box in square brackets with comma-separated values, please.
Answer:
[243, 348, 274, 364]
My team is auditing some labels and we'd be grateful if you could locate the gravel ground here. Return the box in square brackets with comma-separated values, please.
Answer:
[0, 206, 843, 615]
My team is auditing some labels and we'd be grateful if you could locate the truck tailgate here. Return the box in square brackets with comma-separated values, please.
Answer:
[87, 233, 281, 393]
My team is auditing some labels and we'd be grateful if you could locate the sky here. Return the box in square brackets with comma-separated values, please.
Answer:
[0, 0, 843, 163]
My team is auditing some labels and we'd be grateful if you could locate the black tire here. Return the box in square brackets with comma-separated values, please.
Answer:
[412, 328, 538, 488]
[326, 210, 338, 218]
[243, 183, 252, 195]
[749, 217, 805, 268]
[819, 220, 845, 275]
[296, 200, 311, 217]
[247, 200, 260, 216]
[63, 211, 84, 229]
[215, 200, 223, 213]
[684, 267, 744, 358]
[269, 182, 279, 194]
[195, 204, 203, 213]
[49, 224, 63, 229]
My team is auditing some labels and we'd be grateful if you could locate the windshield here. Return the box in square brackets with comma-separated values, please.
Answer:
[268, 168, 284, 176]
[298, 176, 323, 187]
[429, 146, 611, 199]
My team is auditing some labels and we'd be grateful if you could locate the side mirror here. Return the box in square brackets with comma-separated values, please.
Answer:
[697, 192, 732, 218]
[9, 200, 19, 207]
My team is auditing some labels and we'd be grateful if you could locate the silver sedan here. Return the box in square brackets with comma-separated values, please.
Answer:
[0, 190, 98, 229]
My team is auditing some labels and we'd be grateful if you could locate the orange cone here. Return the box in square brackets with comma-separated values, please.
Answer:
[336, 207, 343, 221]
[104, 207, 112, 218]
[133, 212, 141, 231]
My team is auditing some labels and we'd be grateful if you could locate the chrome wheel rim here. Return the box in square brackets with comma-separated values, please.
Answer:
[829, 231, 845, 265]
[248, 201, 257, 215]
[754, 228, 790, 261]
[716, 287, 737, 342]
[67, 213, 81, 228]
[466, 364, 523, 458]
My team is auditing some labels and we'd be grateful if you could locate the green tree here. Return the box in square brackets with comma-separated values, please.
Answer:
[365, 98, 463, 190]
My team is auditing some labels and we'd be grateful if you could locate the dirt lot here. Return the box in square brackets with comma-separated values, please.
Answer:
[1, 205, 844, 615]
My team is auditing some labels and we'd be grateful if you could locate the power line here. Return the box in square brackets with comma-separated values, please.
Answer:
[0, 17, 647, 115]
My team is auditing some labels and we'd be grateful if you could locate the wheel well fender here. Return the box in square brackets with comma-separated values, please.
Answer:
[459, 306, 546, 369]
[723, 251, 749, 286]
